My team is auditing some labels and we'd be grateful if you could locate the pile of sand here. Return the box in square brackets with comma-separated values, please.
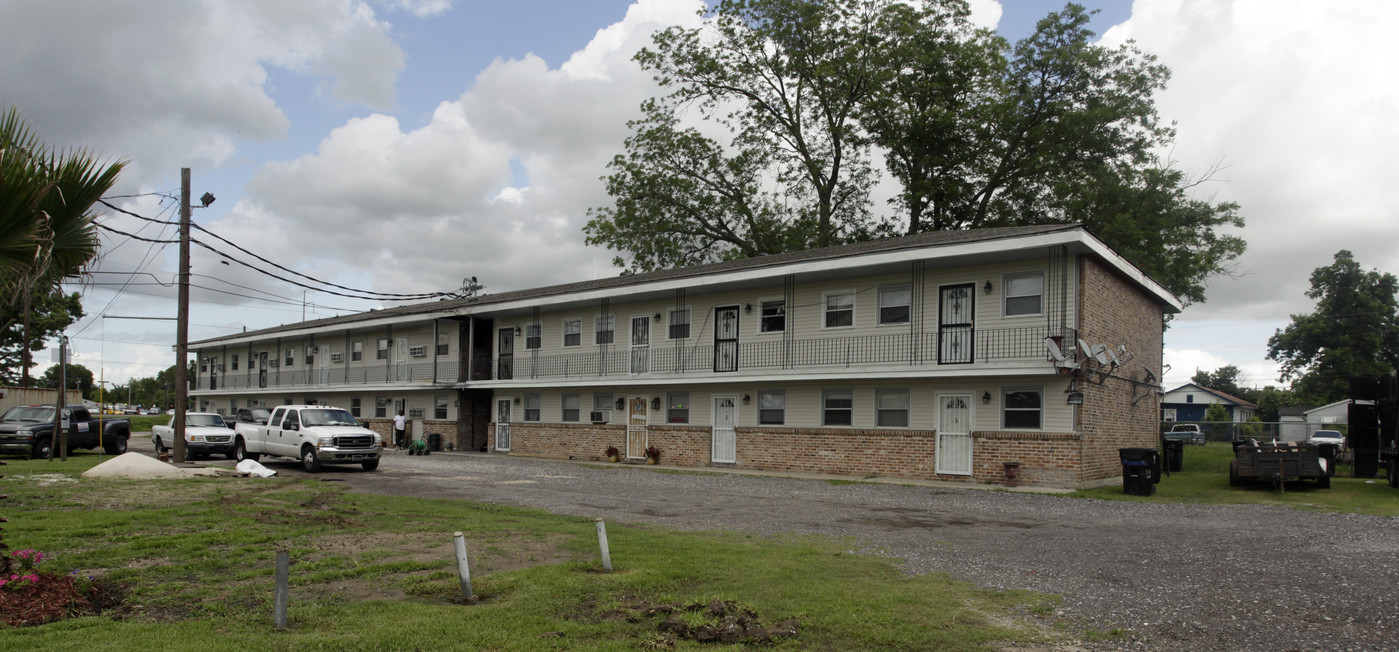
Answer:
[81, 453, 223, 479]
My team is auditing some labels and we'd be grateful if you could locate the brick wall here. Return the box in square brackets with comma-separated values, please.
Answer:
[1076, 255, 1166, 484]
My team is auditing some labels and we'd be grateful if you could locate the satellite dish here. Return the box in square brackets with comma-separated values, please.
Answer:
[1045, 337, 1066, 361]
[1092, 343, 1109, 366]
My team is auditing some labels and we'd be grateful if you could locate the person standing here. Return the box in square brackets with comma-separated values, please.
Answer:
[393, 410, 407, 449]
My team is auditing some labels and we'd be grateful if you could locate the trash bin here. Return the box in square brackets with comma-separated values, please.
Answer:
[1316, 443, 1339, 477]
[428, 432, 442, 452]
[1162, 439, 1184, 473]
[1119, 448, 1161, 496]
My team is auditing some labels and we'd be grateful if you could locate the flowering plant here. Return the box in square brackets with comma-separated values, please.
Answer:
[11, 549, 45, 572]
[604, 446, 620, 459]
[644, 445, 660, 461]
[0, 573, 40, 590]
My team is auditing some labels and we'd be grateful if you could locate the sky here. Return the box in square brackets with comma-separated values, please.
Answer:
[3, 0, 1395, 394]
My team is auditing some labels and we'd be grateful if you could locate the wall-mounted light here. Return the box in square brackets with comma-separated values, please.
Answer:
[982, 391, 992, 404]
[615, 397, 626, 410]
[744, 303, 752, 314]
[1067, 391, 1084, 405]
[651, 397, 661, 410]
[514, 326, 522, 336]
[654, 313, 662, 321]
[513, 396, 521, 405]
[743, 394, 751, 404]
[983, 280, 993, 294]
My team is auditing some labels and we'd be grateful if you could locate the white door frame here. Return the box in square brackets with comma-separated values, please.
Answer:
[935, 391, 974, 475]
[711, 394, 738, 464]
[626, 396, 648, 459]
[495, 398, 512, 451]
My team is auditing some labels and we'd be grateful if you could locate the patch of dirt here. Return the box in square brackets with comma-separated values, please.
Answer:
[0, 573, 125, 627]
[583, 595, 798, 646]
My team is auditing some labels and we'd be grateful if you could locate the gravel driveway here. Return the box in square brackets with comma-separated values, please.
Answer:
[202, 445, 1399, 650]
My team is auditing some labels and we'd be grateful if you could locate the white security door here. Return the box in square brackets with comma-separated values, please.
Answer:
[626, 397, 648, 459]
[395, 337, 409, 381]
[711, 395, 737, 463]
[630, 316, 650, 374]
[318, 347, 330, 385]
[935, 393, 973, 475]
[495, 398, 512, 451]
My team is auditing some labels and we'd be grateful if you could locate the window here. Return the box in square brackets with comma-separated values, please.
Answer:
[878, 285, 911, 325]
[595, 315, 615, 345]
[437, 332, 449, 356]
[667, 392, 689, 424]
[282, 410, 299, 429]
[285, 348, 294, 367]
[375, 396, 389, 418]
[305, 346, 314, 365]
[668, 309, 691, 340]
[562, 393, 580, 422]
[200, 358, 208, 372]
[435, 395, 448, 420]
[1186, 395, 1194, 403]
[563, 319, 581, 347]
[593, 393, 613, 422]
[526, 324, 542, 350]
[284, 397, 294, 405]
[823, 390, 853, 426]
[758, 391, 785, 425]
[876, 389, 910, 427]
[231, 354, 239, 371]
[376, 338, 389, 360]
[760, 300, 785, 333]
[409, 407, 424, 419]
[1004, 272, 1044, 316]
[524, 394, 541, 421]
[824, 292, 854, 328]
[350, 397, 361, 418]
[1162, 408, 1176, 422]
[1003, 388, 1043, 429]
[352, 341, 364, 362]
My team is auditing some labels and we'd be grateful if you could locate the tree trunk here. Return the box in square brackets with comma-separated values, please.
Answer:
[20, 288, 31, 388]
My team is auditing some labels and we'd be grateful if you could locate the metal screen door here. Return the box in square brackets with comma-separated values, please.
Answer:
[627, 397, 648, 458]
[711, 395, 737, 463]
[935, 393, 973, 475]
[938, 285, 974, 364]
[630, 316, 650, 374]
[714, 306, 739, 372]
[495, 398, 511, 451]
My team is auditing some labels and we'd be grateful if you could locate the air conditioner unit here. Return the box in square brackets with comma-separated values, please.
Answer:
[409, 345, 426, 357]
[330, 353, 344, 363]
[589, 411, 605, 423]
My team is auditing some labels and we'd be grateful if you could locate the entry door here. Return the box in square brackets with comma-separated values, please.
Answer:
[935, 393, 973, 475]
[714, 306, 739, 372]
[394, 337, 409, 381]
[495, 399, 512, 451]
[712, 395, 737, 463]
[497, 328, 515, 380]
[630, 316, 650, 374]
[258, 352, 268, 388]
[627, 397, 648, 459]
[938, 284, 975, 364]
[318, 347, 330, 384]
[394, 398, 406, 422]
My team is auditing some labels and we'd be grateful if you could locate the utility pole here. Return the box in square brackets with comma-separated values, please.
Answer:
[173, 168, 191, 464]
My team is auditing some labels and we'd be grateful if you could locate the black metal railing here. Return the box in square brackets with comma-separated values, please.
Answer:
[200, 359, 461, 391]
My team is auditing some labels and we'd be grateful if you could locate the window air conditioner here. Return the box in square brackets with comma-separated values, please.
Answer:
[589, 411, 605, 423]
[409, 345, 426, 357]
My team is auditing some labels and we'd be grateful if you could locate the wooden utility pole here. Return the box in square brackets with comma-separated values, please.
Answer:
[173, 168, 191, 464]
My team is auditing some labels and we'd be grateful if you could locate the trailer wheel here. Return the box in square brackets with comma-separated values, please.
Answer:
[1316, 473, 1330, 489]
[1229, 460, 1242, 487]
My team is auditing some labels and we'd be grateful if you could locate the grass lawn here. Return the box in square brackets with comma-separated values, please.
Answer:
[0, 453, 1065, 650]
[1070, 442, 1399, 516]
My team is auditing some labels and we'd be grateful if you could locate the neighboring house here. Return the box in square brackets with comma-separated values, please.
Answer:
[1278, 406, 1313, 442]
[188, 224, 1179, 489]
[1160, 384, 1257, 423]
[1305, 400, 1349, 427]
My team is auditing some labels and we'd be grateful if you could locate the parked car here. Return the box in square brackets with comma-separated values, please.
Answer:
[1309, 429, 1345, 448]
[1165, 423, 1206, 446]
[0, 405, 131, 458]
[145, 407, 160, 415]
[123, 406, 139, 415]
[166, 409, 176, 416]
[151, 412, 236, 459]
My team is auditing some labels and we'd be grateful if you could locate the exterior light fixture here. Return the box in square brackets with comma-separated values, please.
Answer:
[615, 397, 626, 410]
[982, 391, 991, 404]
[514, 326, 521, 336]
[744, 303, 752, 313]
[651, 397, 661, 410]
[513, 396, 520, 405]
[983, 280, 992, 294]
[743, 394, 751, 404]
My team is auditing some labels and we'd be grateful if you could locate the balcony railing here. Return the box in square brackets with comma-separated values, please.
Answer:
[494, 326, 1075, 381]
[195, 360, 460, 391]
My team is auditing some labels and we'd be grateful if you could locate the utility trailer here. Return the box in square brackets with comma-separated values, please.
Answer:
[1229, 441, 1330, 490]
[1349, 371, 1397, 486]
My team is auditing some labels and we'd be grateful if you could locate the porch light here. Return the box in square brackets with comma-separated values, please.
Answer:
[616, 397, 626, 410]
[982, 391, 991, 404]
[744, 303, 752, 313]
[514, 326, 521, 336]
[651, 397, 661, 410]
[513, 396, 520, 405]
[983, 280, 992, 294]
[743, 394, 751, 404]
[654, 313, 661, 321]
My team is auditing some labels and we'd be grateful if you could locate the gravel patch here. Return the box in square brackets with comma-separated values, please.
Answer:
[202, 447, 1399, 650]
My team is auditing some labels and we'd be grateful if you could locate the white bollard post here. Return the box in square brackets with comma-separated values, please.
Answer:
[595, 518, 612, 572]
[453, 531, 473, 600]
[274, 549, 289, 629]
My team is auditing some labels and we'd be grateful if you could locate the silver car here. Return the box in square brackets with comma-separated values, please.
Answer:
[1309, 429, 1345, 448]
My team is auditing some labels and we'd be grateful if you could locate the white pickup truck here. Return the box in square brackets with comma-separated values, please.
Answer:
[232, 405, 382, 472]
[151, 412, 236, 459]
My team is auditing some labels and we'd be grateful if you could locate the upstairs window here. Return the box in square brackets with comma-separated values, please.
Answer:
[526, 324, 542, 350]
[1004, 272, 1044, 316]
[231, 354, 239, 371]
[284, 348, 294, 367]
[200, 358, 208, 373]
[376, 338, 389, 360]
[352, 341, 363, 362]
[437, 333, 450, 356]
[760, 300, 786, 333]
[563, 319, 581, 347]
[305, 346, 314, 365]
[668, 309, 691, 340]
[824, 292, 854, 328]
[878, 285, 911, 325]
[595, 314, 615, 345]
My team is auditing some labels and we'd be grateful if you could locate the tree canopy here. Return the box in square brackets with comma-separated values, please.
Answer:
[1267, 250, 1399, 405]
[585, 0, 1244, 305]
[0, 289, 83, 386]
[37, 362, 94, 398]
[1191, 365, 1243, 399]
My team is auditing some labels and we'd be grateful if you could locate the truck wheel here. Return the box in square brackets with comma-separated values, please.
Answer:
[155, 436, 166, 453]
[32, 439, 53, 460]
[104, 436, 128, 455]
[1317, 473, 1331, 489]
[301, 447, 321, 473]
[234, 440, 259, 463]
[361, 459, 380, 471]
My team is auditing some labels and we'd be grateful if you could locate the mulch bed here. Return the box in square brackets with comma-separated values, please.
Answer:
[0, 572, 122, 627]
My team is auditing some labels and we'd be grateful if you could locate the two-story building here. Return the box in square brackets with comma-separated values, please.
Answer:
[189, 224, 1180, 489]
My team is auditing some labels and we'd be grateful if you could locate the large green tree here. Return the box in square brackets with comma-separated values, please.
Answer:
[0, 289, 83, 386]
[1267, 250, 1399, 405]
[1191, 365, 1243, 399]
[37, 362, 94, 398]
[586, 1, 1244, 306]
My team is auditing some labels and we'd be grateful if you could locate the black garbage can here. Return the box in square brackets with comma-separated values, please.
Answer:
[427, 432, 442, 452]
[1162, 439, 1184, 473]
[1119, 448, 1161, 496]
[1317, 443, 1339, 477]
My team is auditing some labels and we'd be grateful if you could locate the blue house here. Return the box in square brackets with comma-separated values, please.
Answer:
[1160, 383, 1256, 423]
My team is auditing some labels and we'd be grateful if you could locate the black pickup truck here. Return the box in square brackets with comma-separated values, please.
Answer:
[0, 405, 131, 458]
